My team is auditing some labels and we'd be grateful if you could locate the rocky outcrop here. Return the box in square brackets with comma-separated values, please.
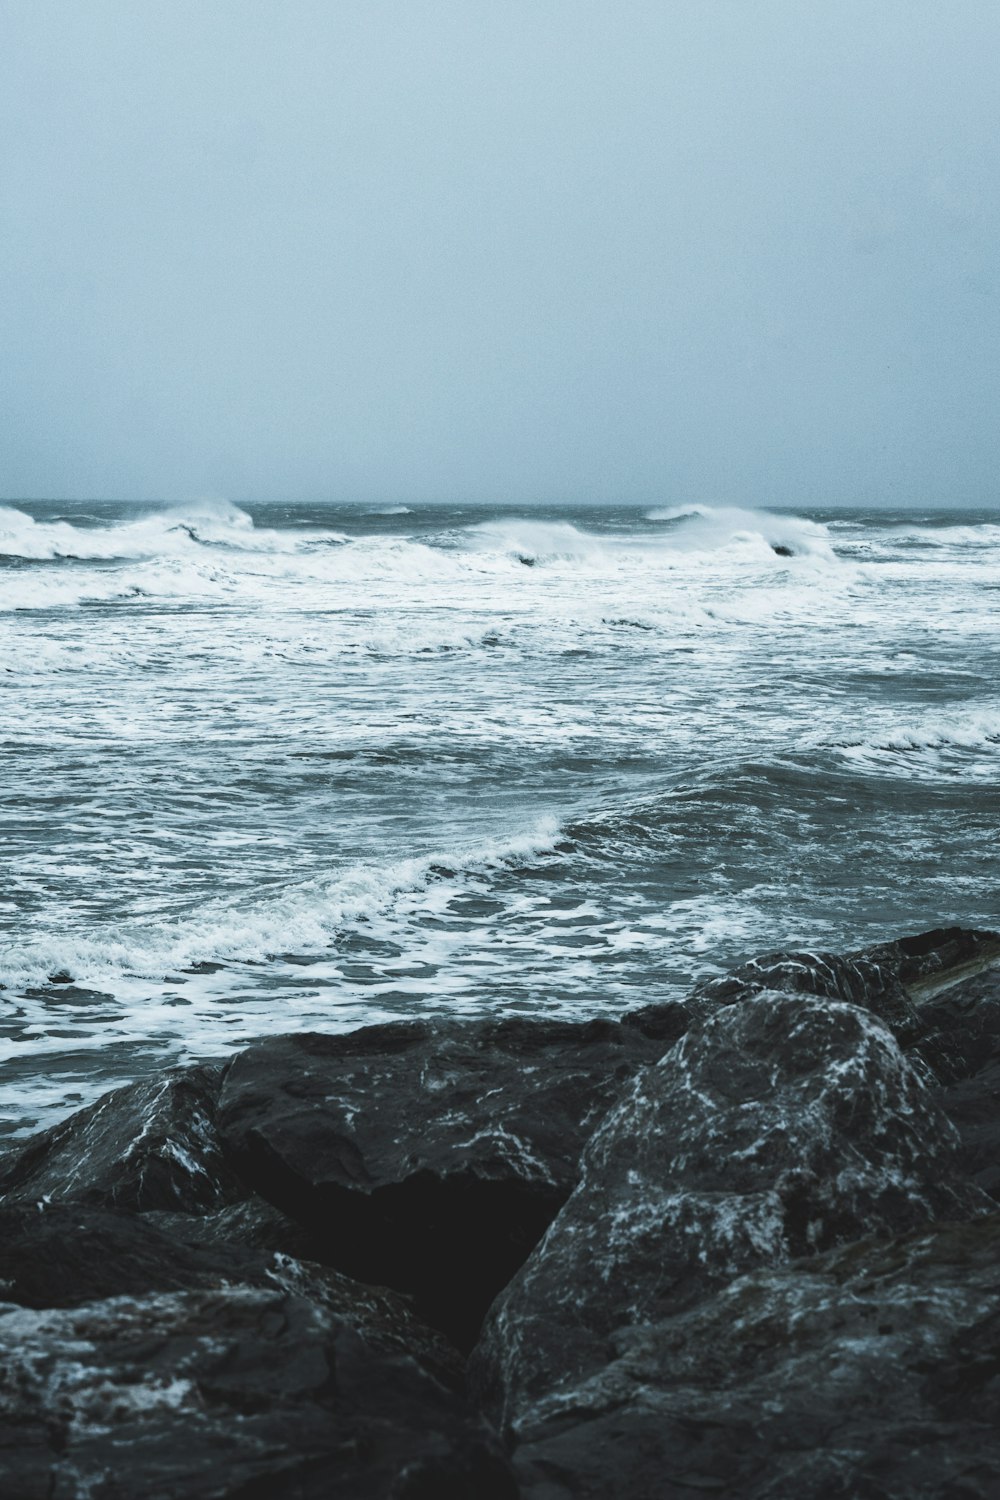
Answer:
[471, 991, 991, 1428]
[0, 925, 998, 1498]
[142, 1193, 326, 1259]
[0, 1065, 242, 1213]
[913, 965, 1000, 1200]
[863, 924, 1000, 998]
[216, 1014, 673, 1347]
[0, 1283, 516, 1500]
[0, 1200, 465, 1386]
[689, 946, 925, 1043]
[508, 1214, 1000, 1499]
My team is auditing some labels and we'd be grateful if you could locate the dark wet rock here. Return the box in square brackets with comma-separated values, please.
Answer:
[0, 1201, 465, 1392]
[507, 1215, 1000, 1499]
[618, 995, 691, 1047]
[914, 966, 1000, 1201]
[217, 1015, 669, 1347]
[0, 1283, 516, 1500]
[691, 946, 925, 1046]
[144, 1193, 324, 1260]
[472, 992, 990, 1427]
[0, 1203, 267, 1309]
[864, 924, 1000, 999]
[0, 1065, 243, 1213]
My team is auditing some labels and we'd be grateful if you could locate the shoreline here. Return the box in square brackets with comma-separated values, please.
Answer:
[1, 924, 999, 1496]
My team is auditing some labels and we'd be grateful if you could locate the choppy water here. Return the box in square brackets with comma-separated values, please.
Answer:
[2, 498, 999, 1134]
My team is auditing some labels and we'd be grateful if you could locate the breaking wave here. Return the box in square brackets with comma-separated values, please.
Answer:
[646, 503, 836, 561]
[0, 817, 563, 994]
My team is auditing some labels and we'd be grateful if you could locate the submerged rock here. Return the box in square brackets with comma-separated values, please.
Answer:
[217, 1015, 670, 1347]
[472, 991, 990, 1428]
[508, 1215, 1000, 1499]
[0, 1283, 516, 1500]
[0, 1065, 242, 1214]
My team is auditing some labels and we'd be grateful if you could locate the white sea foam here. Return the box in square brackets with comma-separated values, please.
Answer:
[646, 504, 836, 563]
[3, 500, 999, 1136]
[0, 500, 347, 565]
[830, 709, 1000, 777]
[0, 817, 563, 993]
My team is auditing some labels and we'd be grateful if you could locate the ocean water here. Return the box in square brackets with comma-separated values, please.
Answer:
[2, 498, 999, 1136]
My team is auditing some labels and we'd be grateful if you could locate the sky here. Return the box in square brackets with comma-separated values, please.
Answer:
[1, 1, 997, 507]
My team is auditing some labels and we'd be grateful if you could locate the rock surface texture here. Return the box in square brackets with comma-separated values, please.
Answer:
[508, 1215, 1000, 1499]
[0, 1285, 516, 1500]
[471, 991, 990, 1425]
[216, 1014, 673, 1345]
[0, 1065, 243, 1213]
[0, 925, 998, 1497]
[913, 965, 1000, 1200]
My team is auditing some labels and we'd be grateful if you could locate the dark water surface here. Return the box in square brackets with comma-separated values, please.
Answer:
[2, 499, 999, 1133]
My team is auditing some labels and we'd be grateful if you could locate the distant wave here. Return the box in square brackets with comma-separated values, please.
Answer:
[0, 501, 347, 564]
[646, 503, 836, 562]
[645, 504, 713, 522]
[368, 505, 412, 515]
[0, 500, 847, 616]
[466, 518, 609, 566]
[892, 522, 1000, 548]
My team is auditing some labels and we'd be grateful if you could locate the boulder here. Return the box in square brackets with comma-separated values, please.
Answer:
[0, 1283, 516, 1500]
[217, 1014, 671, 1346]
[0, 1200, 465, 1389]
[690, 947, 923, 1043]
[863, 924, 1000, 999]
[508, 1214, 1000, 1499]
[142, 1194, 325, 1260]
[0, 1065, 242, 1213]
[913, 965, 1000, 1201]
[0, 1202, 267, 1310]
[472, 992, 990, 1427]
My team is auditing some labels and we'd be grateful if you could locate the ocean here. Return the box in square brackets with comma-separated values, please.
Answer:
[2, 498, 998, 1136]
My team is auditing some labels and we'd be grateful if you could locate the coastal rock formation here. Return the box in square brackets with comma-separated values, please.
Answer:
[863, 924, 1000, 998]
[0, 1065, 241, 1214]
[472, 991, 990, 1427]
[688, 947, 925, 1043]
[216, 1014, 674, 1346]
[0, 925, 997, 1497]
[913, 965, 1000, 1200]
[0, 1283, 516, 1500]
[508, 1215, 1000, 1499]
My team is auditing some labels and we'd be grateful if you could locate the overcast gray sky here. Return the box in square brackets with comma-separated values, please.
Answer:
[1, 1, 997, 506]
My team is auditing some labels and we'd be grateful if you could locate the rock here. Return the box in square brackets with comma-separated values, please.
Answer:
[913, 965, 1000, 1201]
[217, 1015, 669, 1348]
[142, 1194, 325, 1260]
[686, 927, 1000, 1083]
[0, 1065, 243, 1213]
[863, 925, 1000, 1000]
[0, 1200, 466, 1391]
[508, 1214, 1000, 1499]
[0, 1283, 516, 1499]
[472, 992, 990, 1427]
[691, 947, 924, 1045]
[0, 1203, 267, 1310]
